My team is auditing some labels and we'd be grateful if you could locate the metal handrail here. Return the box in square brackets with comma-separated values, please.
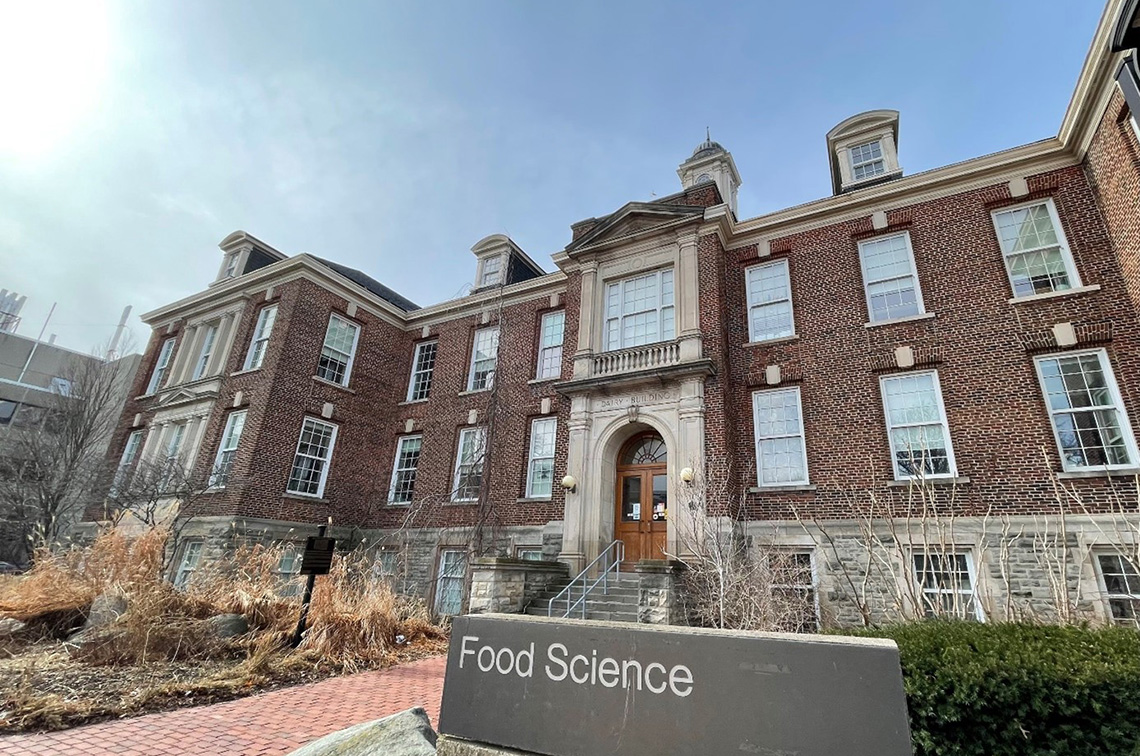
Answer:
[548, 540, 625, 619]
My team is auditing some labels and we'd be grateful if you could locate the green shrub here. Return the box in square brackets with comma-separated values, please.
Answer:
[845, 623, 1140, 756]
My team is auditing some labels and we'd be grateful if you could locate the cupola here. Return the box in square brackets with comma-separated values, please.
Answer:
[677, 130, 742, 215]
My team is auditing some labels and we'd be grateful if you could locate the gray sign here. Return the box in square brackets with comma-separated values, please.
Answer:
[438, 614, 911, 756]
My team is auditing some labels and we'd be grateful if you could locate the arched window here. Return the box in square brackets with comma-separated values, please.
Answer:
[620, 434, 667, 465]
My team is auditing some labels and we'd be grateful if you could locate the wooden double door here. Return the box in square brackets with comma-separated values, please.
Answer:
[615, 466, 668, 564]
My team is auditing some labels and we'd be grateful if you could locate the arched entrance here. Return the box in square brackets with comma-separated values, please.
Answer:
[615, 432, 668, 563]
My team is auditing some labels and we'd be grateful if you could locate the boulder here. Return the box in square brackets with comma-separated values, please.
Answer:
[0, 617, 26, 637]
[206, 613, 249, 639]
[84, 593, 127, 630]
[286, 707, 437, 756]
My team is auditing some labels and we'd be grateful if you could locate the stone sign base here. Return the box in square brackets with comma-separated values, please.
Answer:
[438, 735, 536, 755]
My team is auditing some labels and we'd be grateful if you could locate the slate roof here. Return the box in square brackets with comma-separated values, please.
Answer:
[313, 257, 421, 312]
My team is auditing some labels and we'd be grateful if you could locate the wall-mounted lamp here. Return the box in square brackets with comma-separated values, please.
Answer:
[561, 475, 577, 493]
[679, 467, 695, 483]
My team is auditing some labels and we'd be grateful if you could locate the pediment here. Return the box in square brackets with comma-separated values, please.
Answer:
[566, 203, 705, 253]
[155, 385, 219, 409]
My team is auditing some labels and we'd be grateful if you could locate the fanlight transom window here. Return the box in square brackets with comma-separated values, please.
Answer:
[620, 434, 668, 465]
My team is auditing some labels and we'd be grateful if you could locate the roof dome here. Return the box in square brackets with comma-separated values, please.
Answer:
[690, 129, 726, 159]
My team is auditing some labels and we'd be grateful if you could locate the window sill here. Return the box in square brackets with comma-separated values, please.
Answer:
[517, 496, 554, 503]
[887, 476, 971, 487]
[398, 398, 429, 406]
[1009, 284, 1101, 305]
[744, 335, 800, 348]
[448, 499, 478, 505]
[458, 389, 492, 397]
[1056, 467, 1140, 480]
[282, 491, 329, 503]
[528, 377, 559, 385]
[230, 368, 262, 377]
[748, 484, 816, 493]
[864, 312, 936, 329]
[311, 376, 355, 393]
[386, 501, 412, 507]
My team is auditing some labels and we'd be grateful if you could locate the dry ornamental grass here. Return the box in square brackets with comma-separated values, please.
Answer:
[0, 529, 447, 733]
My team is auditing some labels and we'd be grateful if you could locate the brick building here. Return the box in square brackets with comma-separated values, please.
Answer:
[90, 0, 1140, 627]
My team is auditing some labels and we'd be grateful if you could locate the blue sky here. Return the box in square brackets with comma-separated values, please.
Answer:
[0, 0, 1104, 352]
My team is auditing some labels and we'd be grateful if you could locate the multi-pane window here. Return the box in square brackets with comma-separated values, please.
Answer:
[407, 341, 438, 402]
[849, 140, 886, 181]
[604, 269, 675, 351]
[286, 418, 338, 497]
[173, 541, 203, 589]
[526, 418, 557, 499]
[479, 255, 503, 288]
[244, 305, 277, 371]
[435, 548, 468, 616]
[881, 372, 956, 479]
[452, 427, 486, 501]
[1096, 553, 1140, 627]
[1034, 350, 1138, 471]
[389, 435, 422, 504]
[192, 324, 218, 380]
[160, 423, 187, 491]
[536, 311, 565, 379]
[467, 327, 499, 391]
[111, 429, 144, 495]
[276, 546, 302, 597]
[912, 551, 983, 620]
[858, 233, 923, 322]
[770, 551, 819, 632]
[317, 314, 360, 386]
[991, 200, 1080, 299]
[517, 547, 544, 561]
[209, 410, 247, 487]
[373, 549, 399, 581]
[223, 252, 240, 279]
[752, 388, 809, 486]
[746, 260, 794, 342]
[146, 338, 176, 394]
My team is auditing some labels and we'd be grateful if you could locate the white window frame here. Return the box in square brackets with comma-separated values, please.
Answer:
[849, 139, 886, 181]
[112, 429, 145, 495]
[244, 305, 278, 371]
[434, 548, 468, 616]
[286, 417, 339, 498]
[192, 323, 219, 380]
[452, 426, 487, 502]
[173, 540, 203, 589]
[536, 310, 565, 380]
[751, 387, 810, 487]
[525, 417, 557, 499]
[1033, 349, 1139, 472]
[406, 340, 438, 402]
[1093, 551, 1140, 628]
[603, 268, 675, 352]
[316, 314, 361, 387]
[209, 410, 247, 488]
[911, 549, 985, 621]
[223, 252, 240, 279]
[880, 370, 957, 480]
[478, 255, 504, 288]
[745, 259, 795, 343]
[858, 232, 925, 323]
[388, 434, 422, 505]
[146, 338, 176, 394]
[467, 327, 499, 392]
[516, 547, 544, 561]
[770, 550, 821, 632]
[989, 198, 1082, 299]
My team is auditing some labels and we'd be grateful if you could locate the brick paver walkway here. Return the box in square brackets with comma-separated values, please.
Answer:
[0, 655, 447, 756]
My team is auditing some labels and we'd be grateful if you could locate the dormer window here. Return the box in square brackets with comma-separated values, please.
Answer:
[223, 252, 240, 279]
[479, 255, 503, 288]
[849, 140, 886, 181]
[826, 110, 902, 194]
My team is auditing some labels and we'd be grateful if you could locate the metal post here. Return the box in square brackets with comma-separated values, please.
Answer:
[291, 523, 326, 648]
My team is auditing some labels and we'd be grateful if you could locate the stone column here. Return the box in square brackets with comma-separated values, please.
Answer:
[671, 377, 706, 562]
[675, 231, 703, 363]
[571, 261, 598, 380]
[558, 399, 591, 574]
[206, 312, 237, 376]
[168, 325, 200, 386]
[635, 560, 684, 625]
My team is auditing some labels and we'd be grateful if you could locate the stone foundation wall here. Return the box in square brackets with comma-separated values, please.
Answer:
[468, 558, 569, 614]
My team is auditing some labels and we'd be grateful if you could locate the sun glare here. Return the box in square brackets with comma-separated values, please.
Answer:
[0, 0, 111, 159]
